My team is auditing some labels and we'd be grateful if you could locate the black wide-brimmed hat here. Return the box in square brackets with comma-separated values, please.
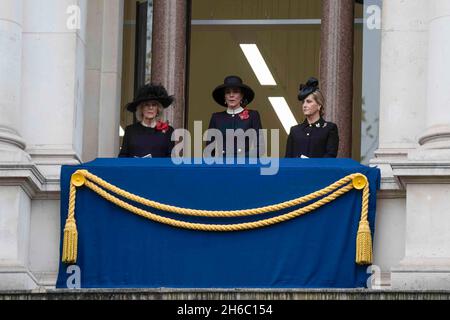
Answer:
[126, 84, 174, 112]
[212, 75, 255, 107]
[298, 77, 320, 101]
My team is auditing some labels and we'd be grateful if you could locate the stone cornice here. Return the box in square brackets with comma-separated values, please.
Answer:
[0, 163, 60, 199]
[370, 145, 450, 194]
[391, 161, 450, 188]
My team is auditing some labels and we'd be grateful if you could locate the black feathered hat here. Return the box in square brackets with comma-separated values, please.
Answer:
[212, 75, 255, 107]
[298, 77, 320, 101]
[126, 84, 174, 112]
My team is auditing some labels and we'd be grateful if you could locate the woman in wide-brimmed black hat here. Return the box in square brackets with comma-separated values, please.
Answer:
[285, 77, 339, 158]
[119, 84, 175, 158]
[207, 75, 263, 157]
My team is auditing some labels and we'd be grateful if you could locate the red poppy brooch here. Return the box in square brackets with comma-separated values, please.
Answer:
[239, 108, 250, 120]
[156, 120, 169, 133]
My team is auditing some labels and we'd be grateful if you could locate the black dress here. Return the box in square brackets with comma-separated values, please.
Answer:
[285, 117, 339, 158]
[118, 122, 175, 158]
[207, 109, 263, 157]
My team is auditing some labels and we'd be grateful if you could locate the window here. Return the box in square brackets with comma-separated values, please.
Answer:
[188, 0, 364, 158]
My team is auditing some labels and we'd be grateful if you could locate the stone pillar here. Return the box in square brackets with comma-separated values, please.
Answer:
[82, 0, 103, 162]
[391, 0, 450, 290]
[151, 0, 187, 129]
[320, 0, 354, 158]
[374, 0, 428, 161]
[0, 0, 29, 162]
[0, 0, 36, 290]
[20, 0, 88, 177]
[417, 0, 450, 152]
[83, 0, 124, 161]
[97, 0, 124, 158]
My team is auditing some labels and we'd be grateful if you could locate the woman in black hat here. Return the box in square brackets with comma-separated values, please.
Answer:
[285, 77, 339, 158]
[119, 84, 175, 158]
[207, 75, 263, 157]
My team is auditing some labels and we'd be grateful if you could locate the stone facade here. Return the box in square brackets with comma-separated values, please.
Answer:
[0, 0, 123, 290]
[1, 0, 450, 291]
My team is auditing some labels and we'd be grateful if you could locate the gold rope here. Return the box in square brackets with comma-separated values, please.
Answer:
[75, 169, 359, 217]
[356, 184, 372, 265]
[62, 183, 78, 264]
[62, 170, 372, 265]
[84, 179, 353, 231]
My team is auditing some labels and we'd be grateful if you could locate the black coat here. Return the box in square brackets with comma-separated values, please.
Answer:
[207, 109, 263, 157]
[118, 122, 175, 158]
[285, 117, 339, 158]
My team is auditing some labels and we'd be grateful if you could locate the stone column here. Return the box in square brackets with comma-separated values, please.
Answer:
[151, 0, 187, 129]
[369, 1, 430, 289]
[391, 0, 450, 290]
[0, 0, 35, 290]
[20, 0, 88, 177]
[97, 0, 124, 157]
[83, 0, 124, 161]
[0, 0, 29, 162]
[372, 0, 430, 177]
[320, 0, 354, 158]
[374, 0, 428, 161]
[83, 0, 104, 162]
[417, 0, 450, 153]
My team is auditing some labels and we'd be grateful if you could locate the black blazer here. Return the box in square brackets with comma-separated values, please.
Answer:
[206, 109, 263, 157]
[118, 122, 175, 158]
[285, 117, 339, 158]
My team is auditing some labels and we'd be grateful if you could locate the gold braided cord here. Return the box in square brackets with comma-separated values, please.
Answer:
[67, 183, 76, 221]
[84, 179, 354, 232]
[62, 169, 373, 264]
[75, 169, 360, 217]
[361, 185, 369, 221]
[355, 184, 372, 265]
[62, 183, 78, 263]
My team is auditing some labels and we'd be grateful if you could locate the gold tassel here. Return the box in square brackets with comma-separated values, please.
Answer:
[62, 172, 84, 264]
[356, 220, 372, 265]
[62, 218, 78, 264]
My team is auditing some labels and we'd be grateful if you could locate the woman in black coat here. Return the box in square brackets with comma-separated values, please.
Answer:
[119, 84, 175, 158]
[207, 75, 263, 157]
[285, 77, 339, 158]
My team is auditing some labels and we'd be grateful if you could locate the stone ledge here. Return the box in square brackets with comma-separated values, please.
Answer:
[0, 163, 59, 199]
[1, 289, 450, 300]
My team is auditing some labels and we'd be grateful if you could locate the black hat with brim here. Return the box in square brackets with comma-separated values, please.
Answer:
[126, 84, 174, 112]
[298, 77, 320, 101]
[212, 75, 255, 107]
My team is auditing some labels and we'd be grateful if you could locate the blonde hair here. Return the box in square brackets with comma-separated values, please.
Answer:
[135, 102, 165, 122]
[309, 90, 325, 117]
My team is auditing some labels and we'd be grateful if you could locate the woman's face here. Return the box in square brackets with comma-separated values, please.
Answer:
[224, 87, 243, 109]
[141, 100, 159, 120]
[302, 94, 321, 117]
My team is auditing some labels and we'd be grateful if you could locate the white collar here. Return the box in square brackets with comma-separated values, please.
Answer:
[226, 106, 244, 115]
[141, 120, 156, 128]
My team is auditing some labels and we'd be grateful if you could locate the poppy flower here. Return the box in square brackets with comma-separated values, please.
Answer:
[239, 108, 250, 120]
[156, 120, 169, 133]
